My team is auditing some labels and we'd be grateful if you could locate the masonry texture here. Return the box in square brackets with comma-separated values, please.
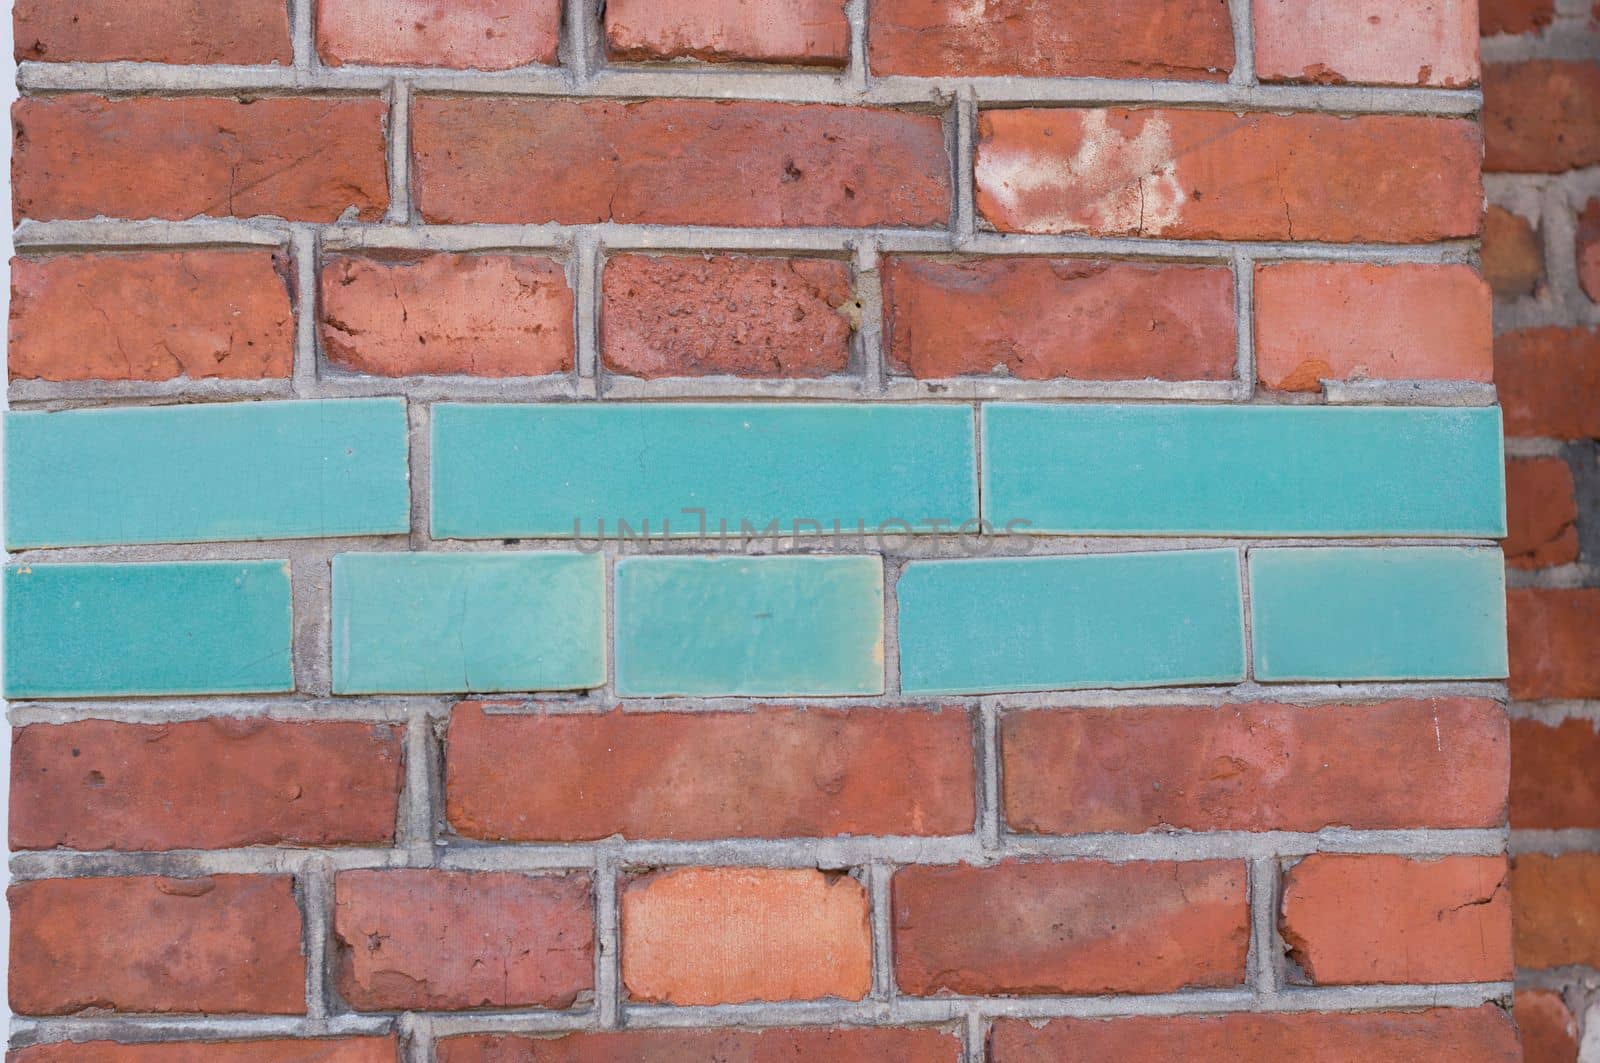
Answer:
[0, 0, 1544, 1061]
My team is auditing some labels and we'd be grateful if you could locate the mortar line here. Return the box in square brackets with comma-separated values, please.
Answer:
[852, 238, 885, 395]
[846, 0, 870, 94]
[1228, 0, 1257, 86]
[386, 80, 413, 225]
[964, 1010, 986, 1063]
[880, 556, 902, 698]
[291, 0, 315, 71]
[1232, 247, 1256, 398]
[399, 1012, 434, 1063]
[402, 701, 438, 863]
[595, 847, 621, 1028]
[1247, 854, 1282, 995]
[407, 399, 434, 551]
[563, 0, 597, 84]
[978, 701, 1002, 850]
[291, 225, 320, 397]
[575, 231, 601, 396]
[955, 88, 978, 244]
[869, 861, 896, 1001]
[301, 856, 335, 1021]
[1238, 545, 1256, 682]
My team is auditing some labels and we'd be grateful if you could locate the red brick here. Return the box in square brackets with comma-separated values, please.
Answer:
[10, 718, 403, 852]
[975, 109, 1482, 242]
[1279, 854, 1512, 984]
[1578, 198, 1600, 303]
[1483, 205, 1545, 300]
[1509, 589, 1600, 700]
[620, 867, 871, 1005]
[892, 860, 1249, 996]
[601, 255, 854, 379]
[321, 254, 573, 378]
[1482, 0, 1556, 36]
[1003, 699, 1509, 835]
[1518, 990, 1581, 1063]
[1505, 458, 1580, 569]
[1496, 327, 1600, 438]
[447, 703, 974, 841]
[412, 98, 950, 227]
[989, 1006, 1520, 1062]
[605, 0, 849, 67]
[437, 1028, 961, 1063]
[317, 0, 561, 69]
[1512, 853, 1600, 969]
[14, 0, 291, 64]
[10, 251, 294, 382]
[332, 869, 593, 1011]
[882, 257, 1235, 381]
[868, 0, 1233, 79]
[9, 875, 304, 1015]
[1254, 263, 1492, 391]
[8, 1040, 398, 1063]
[13, 96, 388, 223]
[1484, 61, 1600, 173]
[1254, 0, 1478, 87]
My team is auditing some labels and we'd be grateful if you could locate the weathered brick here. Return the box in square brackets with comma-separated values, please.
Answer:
[316, 0, 561, 69]
[14, 0, 291, 64]
[9, 875, 305, 1015]
[621, 867, 871, 1005]
[10, 251, 294, 382]
[1254, 263, 1492, 391]
[989, 1006, 1520, 1062]
[1517, 989, 1581, 1063]
[1578, 197, 1600, 303]
[10, 718, 403, 852]
[438, 1028, 962, 1063]
[1483, 61, 1600, 173]
[13, 96, 388, 222]
[868, 0, 1233, 79]
[892, 860, 1249, 996]
[8, 1040, 398, 1063]
[412, 98, 951, 227]
[447, 703, 975, 841]
[604, 0, 849, 66]
[1496, 327, 1600, 438]
[321, 254, 573, 378]
[1509, 589, 1600, 700]
[1280, 854, 1512, 984]
[975, 109, 1482, 242]
[601, 254, 854, 379]
[882, 257, 1235, 381]
[1254, 0, 1478, 86]
[1002, 699, 1508, 835]
[1505, 458, 1580, 569]
[1481, 0, 1556, 36]
[332, 870, 593, 1011]
[1483, 205, 1545, 300]
[1512, 853, 1600, 969]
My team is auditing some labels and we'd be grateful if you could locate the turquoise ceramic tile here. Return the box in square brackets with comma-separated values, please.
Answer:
[615, 555, 884, 696]
[1249, 547, 1508, 681]
[5, 399, 410, 548]
[898, 550, 1245, 695]
[4, 561, 293, 698]
[431, 403, 977, 539]
[332, 552, 605, 694]
[982, 404, 1506, 537]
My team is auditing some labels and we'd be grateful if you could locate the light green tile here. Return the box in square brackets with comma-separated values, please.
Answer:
[615, 555, 884, 697]
[4, 561, 293, 698]
[332, 552, 605, 694]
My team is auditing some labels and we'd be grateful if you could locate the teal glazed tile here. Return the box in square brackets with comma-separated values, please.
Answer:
[4, 561, 293, 698]
[332, 552, 606, 694]
[614, 555, 884, 697]
[982, 404, 1506, 537]
[1249, 547, 1508, 682]
[430, 403, 977, 539]
[5, 398, 410, 548]
[897, 549, 1245, 695]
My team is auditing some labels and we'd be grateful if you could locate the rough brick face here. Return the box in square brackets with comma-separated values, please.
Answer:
[10, 718, 404, 851]
[1578, 197, 1600, 303]
[438, 1029, 963, 1062]
[1254, 263, 1492, 391]
[1504, 458, 1580, 569]
[868, 0, 1234, 79]
[883, 257, 1235, 381]
[1279, 855, 1513, 984]
[9, 875, 305, 1015]
[1481, 0, 1556, 36]
[892, 860, 1250, 996]
[14, 0, 292, 65]
[1495, 327, 1600, 438]
[13, 96, 389, 222]
[1482, 205, 1545, 299]
[1516, 990, 1581, 1063]
[975, 109, 1483, 242]
[332, 870, 593, 1011]
[1512, 854, 1600, 969]
[621, 867, 871, 1005]
[1508, 588, 1600, 700]
[10, 251, 294, 382]
[1483, 61, 1600, 172]
[447, 703, 975, 840]
[321, 254, 574, 377]
[1253, 0, 1479, 87]
[1003, 699, 1509, 834]
[412, 98, 951, 227]
[601, 255, 854, 379]
[9, 1041, 399, 1063]
[604, 0, 850, 66]
[316, 0, 562, 69]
